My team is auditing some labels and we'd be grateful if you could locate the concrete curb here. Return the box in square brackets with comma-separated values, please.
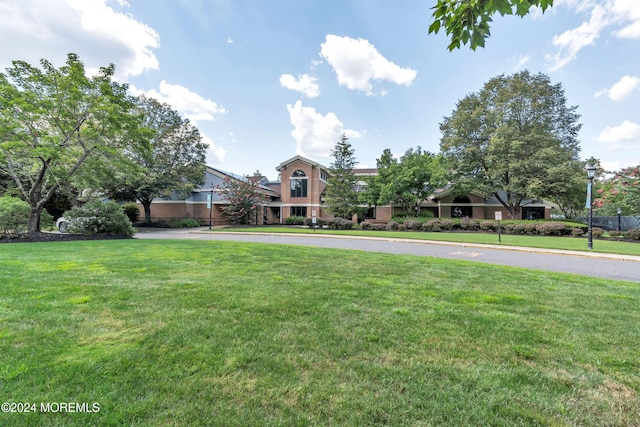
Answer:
[195, 230, 640, 263]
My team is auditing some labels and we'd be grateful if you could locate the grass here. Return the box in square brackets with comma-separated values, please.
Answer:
[1, 239, 639, 426]
[216, 226, 640, 256]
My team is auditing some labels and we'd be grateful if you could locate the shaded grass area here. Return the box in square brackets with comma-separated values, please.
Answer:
[1, 240, 639, 426]
[218, 226, 640, 256]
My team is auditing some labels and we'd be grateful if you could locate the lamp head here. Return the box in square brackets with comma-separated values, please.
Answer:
[586, 164, 597, 180]
[617, 207, 622, 215]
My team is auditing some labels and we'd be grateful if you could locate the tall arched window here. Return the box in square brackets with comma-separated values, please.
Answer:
[290, 170, 308, 197]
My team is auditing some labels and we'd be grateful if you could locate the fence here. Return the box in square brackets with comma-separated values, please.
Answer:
[577, 216, 639, 232]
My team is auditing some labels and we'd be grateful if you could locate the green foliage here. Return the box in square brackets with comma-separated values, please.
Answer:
[429, 0, 554, 50]
[285, 215, 305, 225]
[102, 95, 206, 223]
[364, 147, 447, 217]
[0, 53, 145, 232]
[440, 71, 582, 219]
[594, 164, 640, 217]
[626, 228, 640, 240]
[386, 221, 399, 231]
[0, 196, 30, 236]
[325, 217, 355, 230]
[216, 176, 267, 225]
[62, 200, 135, 237]
[591, 227, 605, 239]
[170, 218, 201, 228]
[122, 203, 140, 223]
[325, 133, 360, 219]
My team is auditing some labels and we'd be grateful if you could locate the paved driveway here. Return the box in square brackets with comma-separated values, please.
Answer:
[135, 228, 640, 283]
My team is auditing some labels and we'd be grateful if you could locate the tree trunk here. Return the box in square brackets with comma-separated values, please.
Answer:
[28, 206, 42, 234]
[140, 199, 153, 224]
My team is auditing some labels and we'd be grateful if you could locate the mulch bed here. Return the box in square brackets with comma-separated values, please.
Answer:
[0, 232, 132, 244]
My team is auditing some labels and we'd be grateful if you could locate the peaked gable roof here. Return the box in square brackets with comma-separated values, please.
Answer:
[275, 155, 329, 173]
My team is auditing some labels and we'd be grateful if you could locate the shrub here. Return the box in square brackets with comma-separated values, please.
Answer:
[170, 218, 201, 228]
[62, 200, 135, 237]
[328, 217, 355, 230]
[438, 219, 455, 231]
[512, 223, 526, 234]
[459, 217, 480, 231]
[122, 203, 140, 223]
[0, 196, 30, 236]
[386, 221, 399, 231]
[572, 228, 585, 237]
[626, 228, 640, 241]
[592, 227, 605, 239]
[40, 210, 55, 231]
[503, 223, 516, 234]
[285, 215, 305, 225]
[480, 221, 496, 232]
[536, 222, 567, 236]
[360, 221, 372, 230]
[398, 224, 407, 231]
[422, 219, 442, 232]
[608, 230, 624, 238]
[370, 223, 387, 231]
[524, 223, 538, 234]
[404, 220, 422, 230]
[304, 217, 326, 228]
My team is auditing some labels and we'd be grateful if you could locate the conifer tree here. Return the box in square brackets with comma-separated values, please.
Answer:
[325, 134, 360, 219]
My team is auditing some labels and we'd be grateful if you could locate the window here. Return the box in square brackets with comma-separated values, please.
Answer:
[290, 170, 308, 197]
[290, 207, 307, 217]
[364, 207, 376, 219]
[320, 171, 329, 182]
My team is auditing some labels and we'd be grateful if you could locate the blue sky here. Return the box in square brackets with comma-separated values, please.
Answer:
[1, 0, 639, 181]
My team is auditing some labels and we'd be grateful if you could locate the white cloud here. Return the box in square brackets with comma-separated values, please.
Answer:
[594, 120, 640, 150]
[286, 100, 360, 159]
[511, 54, 530, 72]
[279, 74, 320, 98]
[226, 37, 234, 44]
[319, 34, 416, 95]
[595, 75, 640, 101]
[129, 80, 226, 124]
[0, 0, 160, 79]
[546, 0, 640, 70]
[201, 132, 227, 164]
[546, 4, 608, 71]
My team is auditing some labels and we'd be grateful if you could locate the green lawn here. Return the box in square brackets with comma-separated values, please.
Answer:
[215, 226, 640, 256]
[1, 240, 639, 426]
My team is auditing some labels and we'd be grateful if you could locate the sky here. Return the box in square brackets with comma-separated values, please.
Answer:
[1, 0, 639, 181]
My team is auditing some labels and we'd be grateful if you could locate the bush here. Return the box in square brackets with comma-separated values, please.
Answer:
[404, 220, 422, 230]
[608, 230, 624, 238]
[122, 203, 140, 223]
[170, 218, 201, 228]
[304, 217, 326, 228]
[572, 228, 585, 237]
[626, 228, 640, 240]
[480, 221, 496, 232]
[40, 210, 54, 231]
[524, 222, 538, 234]
[503, 223, 516, 234]
[398, 224, 407, 231]
[536, 222, 568, 236]
[592, 227, 605, 239]
[422, 219, 442, 232]
[285, 215, 305, 225]
[459, 217, 480, 231]
[386, 221, 399, 231]
[62, 200, 135, 237]
[438, 219, 455, 231]
[0, 196, 30, 236]
[327, 217, 354, 230]
[360, 221, 372, 230]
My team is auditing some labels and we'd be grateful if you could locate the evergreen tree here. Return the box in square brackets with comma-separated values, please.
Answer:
[325, 134, 360, 219]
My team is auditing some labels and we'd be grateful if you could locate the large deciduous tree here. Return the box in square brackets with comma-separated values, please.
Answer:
[0, 53, 143, 232]
[440, 71, 582, 219]
[429, 0, 554, 50]
[104, 95, 206, 223]
[361, 147, 447, 217]
[325, 133, 360, 219]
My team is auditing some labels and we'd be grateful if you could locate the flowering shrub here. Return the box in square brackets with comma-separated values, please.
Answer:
[62, 200, 135, 237]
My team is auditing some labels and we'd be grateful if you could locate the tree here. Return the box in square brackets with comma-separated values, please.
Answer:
[594, 165, 640, 217]
[429, 0, 554, 50]
[440, 71, 582, 219]
[325, 133, 360, 219]
[216, 176, 266, 224]
[103, 95, 206, 223]
[379, 147, 447, 216]
[0, 53, 143, 232]
[360, 147, 447, 217]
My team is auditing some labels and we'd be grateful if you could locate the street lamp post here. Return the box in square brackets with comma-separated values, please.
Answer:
[209, 183, 214, 231]
[617, 207, 622, 232]
[586, 164, 596, 250]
